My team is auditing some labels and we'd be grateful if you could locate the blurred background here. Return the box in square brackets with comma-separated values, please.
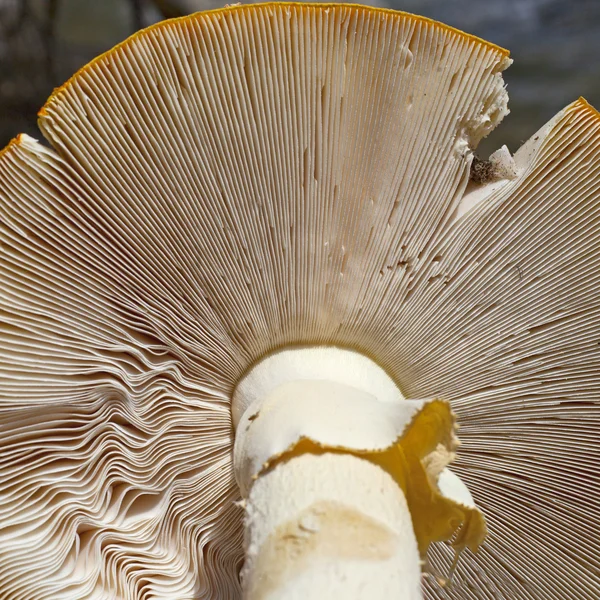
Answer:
[1, 0, 599, 156]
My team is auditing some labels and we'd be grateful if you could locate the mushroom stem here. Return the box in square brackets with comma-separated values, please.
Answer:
[242, 452, 422, 600]
[232, 348, 484, 597]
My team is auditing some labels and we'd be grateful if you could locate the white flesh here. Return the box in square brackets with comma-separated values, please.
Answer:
[242, 453, 422, 600]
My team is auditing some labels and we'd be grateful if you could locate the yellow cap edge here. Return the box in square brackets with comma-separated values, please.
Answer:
[0, 134, 24, 162]
[576, 96, 600, 120]
[37, 2, 510, 120]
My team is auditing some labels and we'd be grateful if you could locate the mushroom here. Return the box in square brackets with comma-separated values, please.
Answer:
[0, 3, 598, 599]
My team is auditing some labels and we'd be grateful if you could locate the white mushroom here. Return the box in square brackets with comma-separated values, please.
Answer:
[0, 4, 598, 600]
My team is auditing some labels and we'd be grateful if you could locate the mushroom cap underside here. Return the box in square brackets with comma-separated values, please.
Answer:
[0, 4, 599, 599]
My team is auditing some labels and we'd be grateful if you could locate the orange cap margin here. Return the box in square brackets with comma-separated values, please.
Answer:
[38, 2, 510, 120]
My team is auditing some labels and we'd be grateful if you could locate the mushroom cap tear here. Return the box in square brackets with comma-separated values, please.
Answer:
[0, 3, 599, 599]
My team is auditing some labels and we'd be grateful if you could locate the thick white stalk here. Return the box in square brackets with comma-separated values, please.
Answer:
[233, 347, 483, 599]
[242, 452, 422, 600]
